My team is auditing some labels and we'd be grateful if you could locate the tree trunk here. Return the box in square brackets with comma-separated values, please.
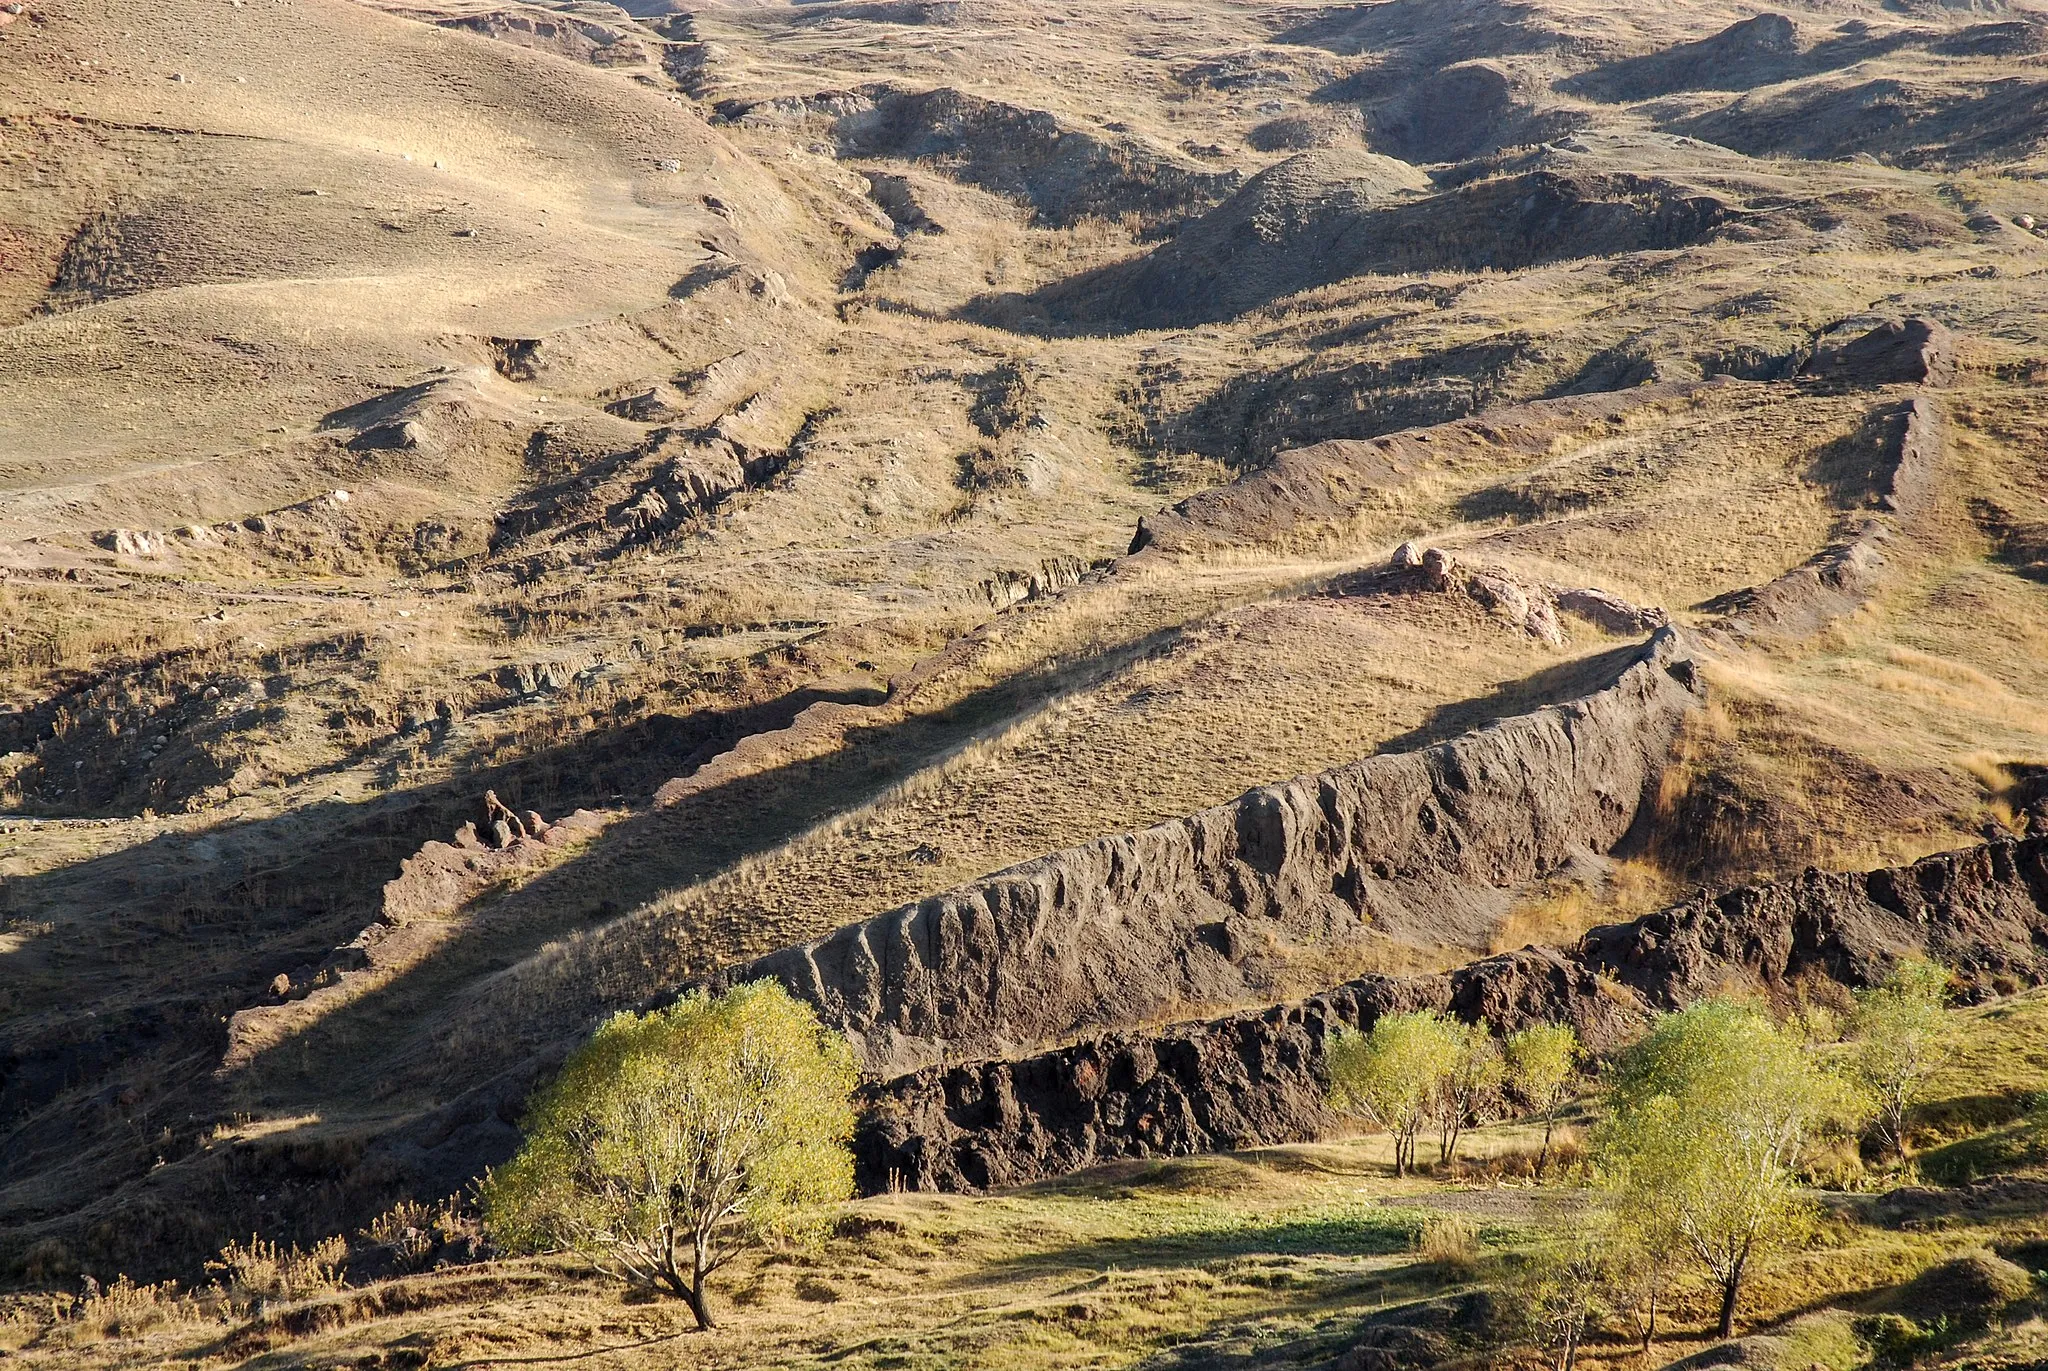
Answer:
[688, 1237, 717, 1330]
[1716, 1253, 1747, 1340]
[1643, 1288, 1657, 1354]
[1538, 1104, 1557, 1176]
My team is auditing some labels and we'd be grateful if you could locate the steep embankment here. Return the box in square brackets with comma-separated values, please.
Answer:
[860, 835, 2048, 1191]
[712, 627, 1704, 1077]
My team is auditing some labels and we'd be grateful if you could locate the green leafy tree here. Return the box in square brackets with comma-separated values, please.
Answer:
[1505, 1022, 1582, 1175]
[1846, 957, 1952, 1162]
[1596, 1000, 1858, 1339]
[1327, 1010, 1461, 1176]
[1518, 1229, 1610, 1371]
[1601, 1201, 1677, 1353]
[1437, 1018, 1504, 1165]
[482, 980, 858, 1330]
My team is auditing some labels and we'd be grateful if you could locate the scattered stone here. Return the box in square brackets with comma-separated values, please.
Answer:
[2018, 214, 2038, 231]
[1389, 540, 1423, 569]
[95, 529, 164, 557]
[481, 789, 527, 849]
[1420, 546, 1454, 590]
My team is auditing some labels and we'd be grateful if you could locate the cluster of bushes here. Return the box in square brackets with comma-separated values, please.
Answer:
[1326, 958, 2009, 1362]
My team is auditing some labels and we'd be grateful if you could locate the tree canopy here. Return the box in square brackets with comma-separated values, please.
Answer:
[1505, 1022, 1581, 1175]
[1596, 999, 1858, 1338]
[1327, 1010, 1461, 1176]
[482, 980, 858, 1329]
[1846, 957, 1952, 1161]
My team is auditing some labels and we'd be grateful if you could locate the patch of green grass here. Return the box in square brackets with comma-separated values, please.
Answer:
[1917, 1115, 2048, 1185]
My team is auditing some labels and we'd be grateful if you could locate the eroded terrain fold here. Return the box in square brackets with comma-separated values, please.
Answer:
[859, 835, 2048, 1192]
[709, 627, 1705, 1077]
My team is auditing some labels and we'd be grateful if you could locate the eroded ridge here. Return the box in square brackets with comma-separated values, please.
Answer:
[706, 628, 1705, 1077]
[858, 835, 2048, 1192]
[1128, 383, 1714, 558]
[1706, 317, 1953, 640]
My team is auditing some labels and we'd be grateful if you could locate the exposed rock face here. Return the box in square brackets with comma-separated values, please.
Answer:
[1802, 317, 1957, 387]
[218, 806, 604, 1072]
[857, 836, 2048, 1192]
[93, 528, 165, 557]
[709, 628, 1705, 1077]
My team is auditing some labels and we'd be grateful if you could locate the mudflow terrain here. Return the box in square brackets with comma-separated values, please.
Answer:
[6, 0, 2048, 1359]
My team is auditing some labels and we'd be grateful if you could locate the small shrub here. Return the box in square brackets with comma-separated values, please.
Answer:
[60, 1275, 201, 1344]
[1803, 1135, 1868, 1190]
[1414, 1213, 1482, 1272]
[362, 1200, 439, 1273]
[205, 1234, 348, 1311]
[1856, 1312, 1935, 1366]
[21, 1238, 76, 1287]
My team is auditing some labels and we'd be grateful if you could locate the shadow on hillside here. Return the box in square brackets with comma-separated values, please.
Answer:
[1, 618, 1671, 1276]
[972, 1205, 1415, 1280]
[1365, 640, 1653, 759]
[959, 170, 1741, 339]
[0, 680, 887, 1257]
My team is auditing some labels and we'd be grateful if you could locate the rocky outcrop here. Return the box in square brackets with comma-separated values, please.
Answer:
[218, 805, 604, 1072]
[1801, 317, 1957, 388]
[1372, 544, 1669, 645]
[973, 554, 1091, 609]
[708, 628, 1705, 1077]
[857, 836, 2048, 1192]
